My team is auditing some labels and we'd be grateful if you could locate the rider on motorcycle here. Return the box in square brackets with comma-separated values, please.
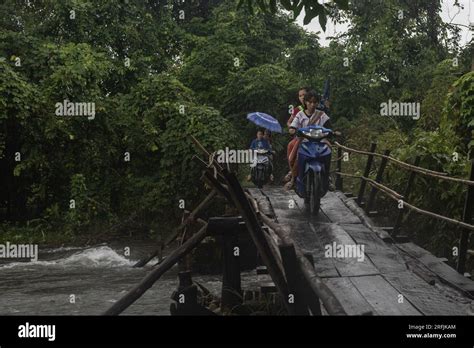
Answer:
[247, 129, 274, 182]
[285, 90, 332, 190]
[250, 129, 272, 151]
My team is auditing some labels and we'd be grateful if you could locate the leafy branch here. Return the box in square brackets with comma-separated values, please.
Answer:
[236, 0, 349, 30]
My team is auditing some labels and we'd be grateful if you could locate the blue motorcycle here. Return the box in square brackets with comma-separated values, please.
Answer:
[295, 125, 336, 215]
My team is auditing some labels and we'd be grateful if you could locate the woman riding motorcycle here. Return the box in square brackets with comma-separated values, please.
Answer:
[285, 90, 332, 190]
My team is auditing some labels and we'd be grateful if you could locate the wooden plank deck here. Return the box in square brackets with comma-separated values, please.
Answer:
[247, 187, 474, 315]
[349, 275, 421, 315]
[383, 271, 468, 315]
[397, 242, 474, 297]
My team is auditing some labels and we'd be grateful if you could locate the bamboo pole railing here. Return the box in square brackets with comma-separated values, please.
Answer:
[333, 141, 474, 274]
[334, 141, 474, 186]
[336, 172, 474, 232]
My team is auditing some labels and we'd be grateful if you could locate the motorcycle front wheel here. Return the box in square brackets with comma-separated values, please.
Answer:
[256, 165, 265, 189]
[305, 171, 321, 215]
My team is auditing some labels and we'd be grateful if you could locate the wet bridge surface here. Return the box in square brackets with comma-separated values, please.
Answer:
[248, 187, 474, 315]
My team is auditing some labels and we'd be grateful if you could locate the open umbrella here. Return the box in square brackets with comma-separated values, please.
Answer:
[246, 112, 282, 133]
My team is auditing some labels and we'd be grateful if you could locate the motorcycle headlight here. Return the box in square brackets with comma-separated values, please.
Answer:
[302, 129, 326, 139]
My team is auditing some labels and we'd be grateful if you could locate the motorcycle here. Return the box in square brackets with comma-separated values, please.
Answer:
[295, 125, 337, 215]
[250, 148, 273, 189]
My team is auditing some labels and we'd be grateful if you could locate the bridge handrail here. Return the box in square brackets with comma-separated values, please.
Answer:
[334, 141, 473, 274]
[337, 172, 474, 232]
[334, 142, 474, 186]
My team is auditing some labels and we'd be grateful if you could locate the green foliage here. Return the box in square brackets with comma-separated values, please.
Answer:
[419, 59, 460, 131]
[236, 0, 349, 30]
[387, 126, 468, 255]
[179, 0, 308, 109]
[179, 40, 242, 107]
[0, 0, 471, 266]
[0, 1, 237, 238]
[65, 174, 91, 232]
[442, 71, 474, 155]
[223, 64, 297, 124]
[102, 73, 238, 224]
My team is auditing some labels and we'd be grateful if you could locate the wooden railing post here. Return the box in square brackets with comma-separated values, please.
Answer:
[170, 271, 198, 315]
[357, 142, 377, 205]
[392, 156, 421, 238]
[302, 252, 322, 315]
[178, 210, 191, 271]
[335, 146, 343, 191]
[208, 217, 242, 312]
[366, 149, 391, 214]
[457, 159, 474, 274]
[279, 243, 310, 315]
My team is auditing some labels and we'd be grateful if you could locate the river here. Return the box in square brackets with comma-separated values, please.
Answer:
[0, 242, 258, 315]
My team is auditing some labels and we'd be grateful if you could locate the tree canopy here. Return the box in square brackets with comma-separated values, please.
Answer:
[0, 0, 472, 254]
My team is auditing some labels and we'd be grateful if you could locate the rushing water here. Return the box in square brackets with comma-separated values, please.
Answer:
[0, 242, 257, 315]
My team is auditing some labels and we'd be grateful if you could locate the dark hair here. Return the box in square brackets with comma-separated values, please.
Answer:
[304, 90, 321, 103]
[295, 87, 310, 108]
[297, 86, 310, 101]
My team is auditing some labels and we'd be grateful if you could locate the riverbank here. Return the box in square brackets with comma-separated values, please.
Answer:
[0, 222, 165, 249]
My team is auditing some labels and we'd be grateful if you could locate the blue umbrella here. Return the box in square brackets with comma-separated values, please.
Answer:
[246, 112, 282, 133]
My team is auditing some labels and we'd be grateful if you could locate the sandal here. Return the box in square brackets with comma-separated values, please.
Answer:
[284, 179, 294, 191]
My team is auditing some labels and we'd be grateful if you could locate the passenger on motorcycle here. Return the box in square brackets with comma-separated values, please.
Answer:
[285, 87, 310, 182]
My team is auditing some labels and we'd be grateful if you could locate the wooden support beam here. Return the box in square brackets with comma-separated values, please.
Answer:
[365, 149, 391, 213]
[457, 159, 474, 274]
[203, 171, 233, 203]
[190, 134, 223, 171]
[222, 169, 294, 315]
[169, 191, 215, 246]
[103, 222, 210, 315]
[394, 235, 410, 243]
[300, 252, 322, 315]
[253, 207, 346, 315]
[357, 142, 377, 205]
[304, 252, 315, 267]
[133, 215, 207, 268]
[335, 146, 343, 191]
[279, 243, 310, 315]
[170, 271, 216, 316]
[208, 217, 242, 312]
[170, 271, 198, 315]
[393, 156, 420, 238]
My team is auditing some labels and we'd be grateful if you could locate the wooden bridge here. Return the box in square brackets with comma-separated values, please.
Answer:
[103, 137, 474, 316]
[247, 186, 473, 315]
